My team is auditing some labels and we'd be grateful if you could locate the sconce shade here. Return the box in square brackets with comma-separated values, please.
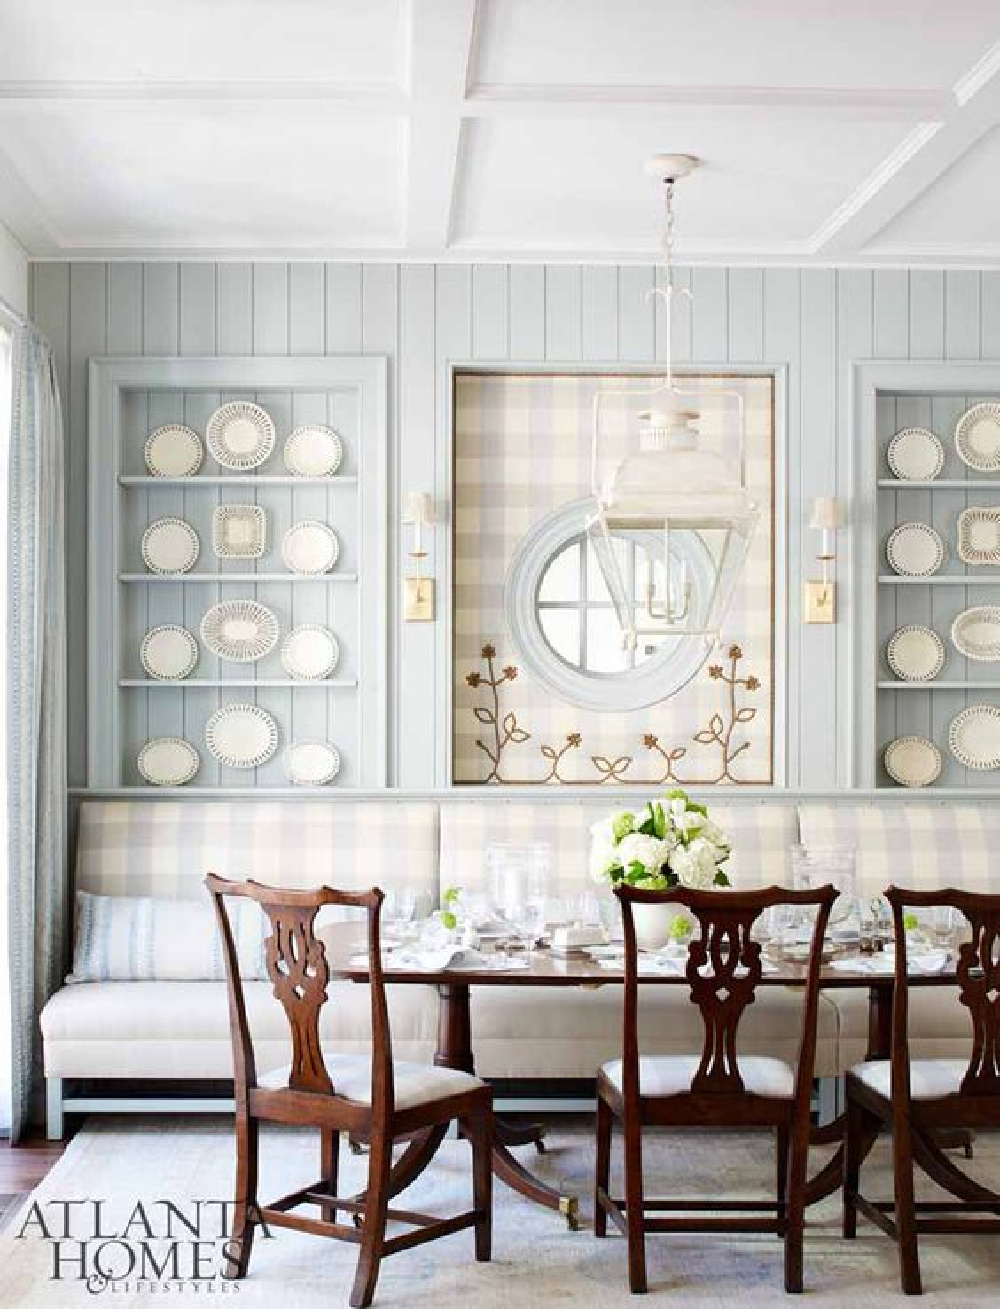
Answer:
[808, 496, 842, 531]
[403, 491, 435, 525]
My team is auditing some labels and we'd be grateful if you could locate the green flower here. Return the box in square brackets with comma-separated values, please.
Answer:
[612, 810, 636, 843]
[903, 912, 919, 932]
[667, 914, 693, 942]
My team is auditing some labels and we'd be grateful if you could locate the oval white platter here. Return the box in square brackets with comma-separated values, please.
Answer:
[886, 427, 944, 481]
[205, 704, 279, 769]
[200, 600, 279, 662]
[140, 625, 199, 680]
[884, 736, 942, 788]
[281, 624, 340, 680]
[138, 737, 200, 786]
[212, 504, 267, 559]
[956, 401, 1000, 472]
[951, 606, 1000, 661]
[284, 740, 341, 786]
[283, 424, 344, 477]
[957, 506, 1000, 565]
[886, 625, 945, 681]
[141, 517, 200, 574]
[886, 522, 944, 576]
[206, 401, 276, 470]
[949, 704, 1000, 770]
[282, 520, 340, 574]
[144, 424, 203, 478]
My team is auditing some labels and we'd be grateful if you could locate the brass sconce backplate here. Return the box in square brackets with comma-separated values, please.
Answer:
[804, 580, 835, 624]
[405, 577, 435, 622]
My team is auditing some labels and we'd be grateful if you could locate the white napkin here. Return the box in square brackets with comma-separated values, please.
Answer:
[829, 949, 950, 976]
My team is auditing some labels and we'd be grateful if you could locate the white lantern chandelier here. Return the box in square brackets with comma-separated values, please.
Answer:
[587, 154, 760, 657]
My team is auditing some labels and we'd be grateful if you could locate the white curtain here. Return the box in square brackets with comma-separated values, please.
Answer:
[0, 323, 10, 1134]
[6, 321, 66, 1143]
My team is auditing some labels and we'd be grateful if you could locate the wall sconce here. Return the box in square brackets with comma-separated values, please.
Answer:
[804, 496, 842, 624]
[403, 491, 435, 622]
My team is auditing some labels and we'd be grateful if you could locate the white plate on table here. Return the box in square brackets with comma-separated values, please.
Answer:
[886, 625, 945, 681]
[138, 737, 200, 786]
[205, 704, 279, 769]
[886, 523, 944, 576]
[282, 521, 340, 574]
[206, 401, 275, 470]
[144, 424, 203, 477]
[886, 427, 944, 481]
[200, 600, 279, 662]
[140, 625, 199, 680]
[280, 624, 340, 680]
[951, 606, 1000, 661]
[956, 402, 1000, 472]
[884, 736, 942, 788]
[141, 518, 200, 574]
[948, 704, 1000, 770]
[283, 424, 343, 477]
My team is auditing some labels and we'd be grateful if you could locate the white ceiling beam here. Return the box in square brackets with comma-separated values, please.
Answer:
[403, 0, 479, 253]
[811, 44, 1000, 255]
[0, 80, 408, 108]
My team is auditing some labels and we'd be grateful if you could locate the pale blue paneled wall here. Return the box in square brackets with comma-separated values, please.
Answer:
[30, 261, 1000, 791]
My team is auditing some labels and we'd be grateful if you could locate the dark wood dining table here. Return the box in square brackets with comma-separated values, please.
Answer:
[323, 925, 974, 1230]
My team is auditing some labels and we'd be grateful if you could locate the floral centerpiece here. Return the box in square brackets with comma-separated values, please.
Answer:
[590, 790, 732, 949]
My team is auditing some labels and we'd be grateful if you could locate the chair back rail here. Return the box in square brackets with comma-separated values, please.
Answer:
[204, 873, 393, 1114]
[615, 883, 837, 1115]
[886, 886, 1000, 1099]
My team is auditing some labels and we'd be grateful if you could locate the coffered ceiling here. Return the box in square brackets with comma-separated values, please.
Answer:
[1, 0, 999, 264]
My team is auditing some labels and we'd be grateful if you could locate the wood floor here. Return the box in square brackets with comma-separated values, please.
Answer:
[0, 1136, 66, 1230]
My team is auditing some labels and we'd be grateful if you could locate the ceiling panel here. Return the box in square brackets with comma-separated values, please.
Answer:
[453, 116, 915, 250]
[0, 0, 404, 85]
[473, 0, 998, 91]
[0, 104, 402, 247]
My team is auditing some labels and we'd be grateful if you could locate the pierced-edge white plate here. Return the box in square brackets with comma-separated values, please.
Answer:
[141, 517, 200, 574]
[282, 520, 340, 574]
[281, 625, 340, 680]
[212, 504, 267, 559]
[949, 704, 1000, 770]
[886, 626, 945, 682]
[144, 424, 204, 478]
[283, 425, 344, 477]
[284, 740, 341, 786]
[138, 738, 200, 786]
[886, 522, 944, 576]
[200, 600, 279, 662]
[951, 606, 1000, 661]
[206, 401, 276, 470]
[886, 427, 945, 481]
[205, 704, 279, 769]
[956, 402, 1000, 472]
[884, 736, 942, 788]
[140, 625, 199, 680]
[957, 506, 1000, 565]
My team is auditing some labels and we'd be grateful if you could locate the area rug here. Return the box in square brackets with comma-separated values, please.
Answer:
[0, 1118, 998, 1307]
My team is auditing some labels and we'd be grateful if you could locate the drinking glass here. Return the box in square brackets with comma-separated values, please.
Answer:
[382, 888, 417, 940]
[508, 899, 545, 955]
[859, 899, 877, 955]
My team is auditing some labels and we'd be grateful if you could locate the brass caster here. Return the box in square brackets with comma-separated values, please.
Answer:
[560, 1195, 581, 1232]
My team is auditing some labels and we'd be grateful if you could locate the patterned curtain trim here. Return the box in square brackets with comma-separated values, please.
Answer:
[6, 323, 66, 1142]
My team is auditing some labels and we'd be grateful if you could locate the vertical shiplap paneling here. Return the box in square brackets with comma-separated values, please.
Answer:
[945, 271, 982, 359]
[507, 265, 545, 360]
[691, 267, 728, 361]
[981, 272, 1000, 360]
[107, 264, 143, 355]
[141, 263, 179, 355]
[288, 264, 325, 355]
[798, 270, 837, 789]
[471, 264, 508, 360]
[581, 265, 619, 360]
[326, 263, 363, 353]
[873, 271, 909, 359]
[544, 265, 582, 360]
[252, 263, 289, 356]
[727, 268, 764, 363]
[217, 263, 253, 355]
[179, 264, 217, 356]
[617, 265, 654, 362]
[908, 271, 944, 359]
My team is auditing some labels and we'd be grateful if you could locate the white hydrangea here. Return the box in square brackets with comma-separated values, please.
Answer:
[589, 838, 618, 884]
[669, 837, 721, 889]
[616, 832, 670, 876]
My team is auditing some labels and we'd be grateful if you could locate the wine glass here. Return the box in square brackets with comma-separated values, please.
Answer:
[382, 888, 417, 942]
[507, 899, 545, 956]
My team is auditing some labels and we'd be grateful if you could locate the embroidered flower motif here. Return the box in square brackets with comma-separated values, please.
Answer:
[567, 732, 582, 747]
[746, 675, 760, 691]
[708, 664, 723, 680]
[466, 672, 482, 688]
[642, 733, 659, 749]
[502, 665, 518, 681]
[481, 642, 497, 659]
[727, 643, 743, 660]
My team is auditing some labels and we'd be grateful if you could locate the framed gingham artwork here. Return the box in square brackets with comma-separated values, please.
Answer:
[452, 370, 776, 786]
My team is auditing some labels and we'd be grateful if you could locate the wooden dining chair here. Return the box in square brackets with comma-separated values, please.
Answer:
[843, 886, 1000, 1296]
[595, 882, 837, 1295]
[205, 873, 493, 1309]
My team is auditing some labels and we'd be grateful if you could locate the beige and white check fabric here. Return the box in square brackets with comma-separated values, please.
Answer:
[452, 372, 774, 785]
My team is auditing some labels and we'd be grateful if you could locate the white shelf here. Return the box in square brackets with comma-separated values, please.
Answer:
[878, 681, 1000, 691]
[119, 475, 357, 486]
[119, 573, 357, 583]
[877, 479, 1000, 489]
[120, 679, 358, 689]
[878, 575, 1000, 585]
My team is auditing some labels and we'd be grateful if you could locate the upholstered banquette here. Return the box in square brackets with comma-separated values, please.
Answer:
[40, 796, 992, 1137]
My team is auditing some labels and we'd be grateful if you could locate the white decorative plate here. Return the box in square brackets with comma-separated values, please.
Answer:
[283, 425, 344, 477]
[144, 424, 203, 478]
[886, 427, 944, 481]
[141, 518, 200, 574]
[212, 504, 267, 559]
[951, 606, 1000, 662]
[886, 522, 944, 576]
[206, 401, 276, 470]
[884, 737, 942, 788]
[200, 600, 279, 662]
[284, 740, 341, 786]
[140, 625, 199, 680]
[957, 507, 1000, 565]
[281, 625, 340, 680]
[282, 521, 340, 574]
[205, 704, 279, 769]
[138, 738, 200, 786]
[886, 626, 945, 682]
[948, 704, 1000, 770]
[956, 402, 1000, 472]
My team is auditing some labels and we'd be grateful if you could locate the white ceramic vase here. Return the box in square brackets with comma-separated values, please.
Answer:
[631, 901, 681, 952]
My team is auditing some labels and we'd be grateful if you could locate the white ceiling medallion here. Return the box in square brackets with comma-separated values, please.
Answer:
[206, 401, 276, 470]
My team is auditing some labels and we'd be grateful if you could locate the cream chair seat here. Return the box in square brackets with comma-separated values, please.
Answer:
[850, 1058, 968, 1100]
[600, 1054, 794, 1098]
[260, 1054, 483, 1109]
